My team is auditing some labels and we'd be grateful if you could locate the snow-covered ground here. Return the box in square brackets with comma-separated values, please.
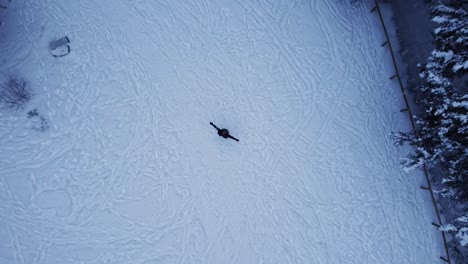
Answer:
[0, 0, 444, 263]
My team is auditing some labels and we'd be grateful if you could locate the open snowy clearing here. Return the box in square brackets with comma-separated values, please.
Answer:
[0, 0, 443, 263]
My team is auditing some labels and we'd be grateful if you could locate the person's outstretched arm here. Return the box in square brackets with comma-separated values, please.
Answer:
[228, 135, 239, 142]
[210, 122, 220, 131]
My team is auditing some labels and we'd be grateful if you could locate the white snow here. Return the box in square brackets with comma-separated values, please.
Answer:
[453, 60, 468, 72]
[456, 228, 468, 247]
[440, 224, 457, 232]
[0, 0, 443, 263]
[456, 215, 468, 223]
[432, 50, 454, 62]
[432, 15, 449, 24]
[452, 96, 468, 108]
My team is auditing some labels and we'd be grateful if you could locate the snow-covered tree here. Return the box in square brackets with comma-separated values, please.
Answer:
[392, 86, 467, 188]
[441, 215, 468, 247]
[438, 93, 468, 200]
[432, 3, 468, 76]
[393, 1, 468, 249]
[393, 0, 467, 195]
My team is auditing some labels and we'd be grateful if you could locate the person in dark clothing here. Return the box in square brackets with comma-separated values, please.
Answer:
[210, 122, 239, 142]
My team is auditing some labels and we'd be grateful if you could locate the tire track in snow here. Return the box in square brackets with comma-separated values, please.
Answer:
[86, 1, 205, 260]
[235, 1, 349, 174]
[194, 1, 341, 261]
[237, 6, 342, 257]
[3, 4, 178, 260]
[45, 0, 156, 229]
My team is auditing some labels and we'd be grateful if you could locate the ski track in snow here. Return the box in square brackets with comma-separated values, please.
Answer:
[0, 0, 441, 263]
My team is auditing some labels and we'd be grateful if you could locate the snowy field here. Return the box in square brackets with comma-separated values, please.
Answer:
[0, 0, 443, 263]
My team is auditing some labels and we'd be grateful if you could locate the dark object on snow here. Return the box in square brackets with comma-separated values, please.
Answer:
[49, 36, 70, 57]
[27, 108, 49, 132]
[0, 75, 31, 110]
[210, 122, 239, 142]
[27, 108, 39, 118]
[0, 0, 11, 9]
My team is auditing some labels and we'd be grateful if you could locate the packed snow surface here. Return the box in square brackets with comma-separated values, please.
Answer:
[0, 0, 442, 263]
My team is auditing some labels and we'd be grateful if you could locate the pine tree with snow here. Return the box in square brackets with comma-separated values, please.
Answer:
[441, 215, 468, 249]
[393, 1, 467, 196]
[437, 93, 468, 200]
[393, 1, 468, 249]
[426, 2, 468, 200]
[432, 3, 468, 76]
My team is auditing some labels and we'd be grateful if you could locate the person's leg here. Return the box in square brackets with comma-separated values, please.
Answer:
[228, 135, 239, 142]
[210, 122, 220, 131]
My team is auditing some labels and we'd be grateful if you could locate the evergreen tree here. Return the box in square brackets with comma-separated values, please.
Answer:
[432, 4, 468, 76]
[393, 0, 467, 193]
[393, 1, 468, 248]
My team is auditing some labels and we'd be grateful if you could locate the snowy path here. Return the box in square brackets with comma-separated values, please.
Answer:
[0, 0, 442, 263]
